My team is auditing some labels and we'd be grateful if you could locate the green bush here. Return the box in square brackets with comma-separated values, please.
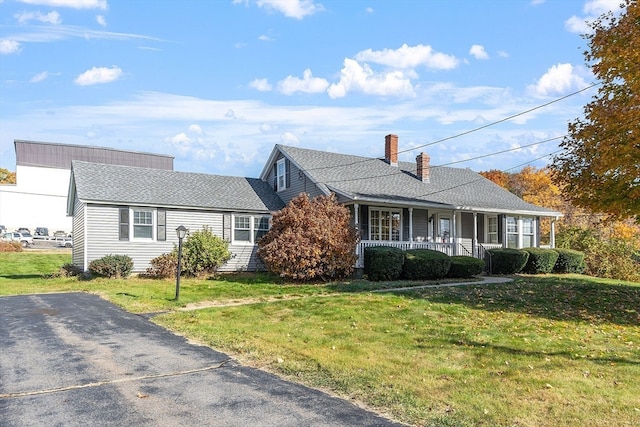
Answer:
[182, 226, 232, 277]
[556, 227, 639, 281]
[89, 254, 133, 278]
[485, 248, 529, 275]
[402, 249, 451, 280]
[553, 248, 585, 274]
[144, 252, 178, 279]
[522, 248, 560, 274]
[363, 246, 405, 281]
[447, 256, 485, 278]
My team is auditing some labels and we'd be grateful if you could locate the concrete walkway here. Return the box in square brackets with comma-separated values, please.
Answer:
[370, 275, 514, 293]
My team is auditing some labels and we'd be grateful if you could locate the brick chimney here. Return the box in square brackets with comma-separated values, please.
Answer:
[416, 152, 430, 183]
[385, 134, 398, 166]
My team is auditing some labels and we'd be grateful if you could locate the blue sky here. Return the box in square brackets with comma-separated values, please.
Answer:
[0, 0, 625, 177]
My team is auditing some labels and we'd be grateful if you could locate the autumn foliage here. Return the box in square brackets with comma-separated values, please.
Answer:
[257, 193, 359, 281]
[551, 0, 640, 221]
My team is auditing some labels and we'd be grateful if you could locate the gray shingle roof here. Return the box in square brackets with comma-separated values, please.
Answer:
[277, 145, 561, 216]
[71, 161, 284, 212]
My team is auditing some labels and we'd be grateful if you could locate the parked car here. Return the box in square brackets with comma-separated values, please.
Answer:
[53, 230, 67, 238]
[57, 238, 73, 248]
[34, 227, 49, 236]
[17, 227, 31, 235]
[2, 232, 33, 247]
[0, 225, 6, 234]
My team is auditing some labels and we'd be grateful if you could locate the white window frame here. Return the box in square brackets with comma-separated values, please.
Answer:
[522, 217, 534, 248]
[277, 158, 287, 192]
[232, 214, 271, 245]
[487, 216, 498, 244]
[131, 208, 155, 241]
[438, 216, 451, 243]
[506, 216, 518, 248]
[369, 208, 402, 241]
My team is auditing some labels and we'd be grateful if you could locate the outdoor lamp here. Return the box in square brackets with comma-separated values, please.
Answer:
[175, 225, 188, 300]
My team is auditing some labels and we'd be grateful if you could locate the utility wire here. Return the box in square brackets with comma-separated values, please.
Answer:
[297, 81, 599, 173]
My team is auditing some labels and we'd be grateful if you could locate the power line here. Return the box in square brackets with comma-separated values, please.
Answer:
[298, 81, 598, 174]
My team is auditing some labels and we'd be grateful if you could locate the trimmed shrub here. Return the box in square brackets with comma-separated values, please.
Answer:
[553, 248, 585, 274]
[145, 252, 178, 279]
[485, 248, 529, 275]
[89, 254, 133, 278]
[522, 248, 560, 274]
[447, 256, 485, 278]
[363, 246, 405, 281]
[402, 249, 451, 280]
[258, 193, 359, 281]
[182, 226, 232, 277]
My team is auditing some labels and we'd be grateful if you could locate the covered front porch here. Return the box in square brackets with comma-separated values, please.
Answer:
[349, 203, 558, 268]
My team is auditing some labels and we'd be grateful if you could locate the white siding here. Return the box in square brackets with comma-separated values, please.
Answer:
[71, 198, 85, 269]
[82, 204, 265, 273]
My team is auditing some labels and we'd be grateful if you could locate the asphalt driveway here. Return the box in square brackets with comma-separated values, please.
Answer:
[0, 293, 404, 426]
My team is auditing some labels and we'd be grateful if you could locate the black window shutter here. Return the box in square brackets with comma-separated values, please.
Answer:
[157, 209, 166, 241]
[285, 158, 291, 188]
[119, 208, 129, 241]
[497, 214, 504, 244]
[273, 164, 277, 189]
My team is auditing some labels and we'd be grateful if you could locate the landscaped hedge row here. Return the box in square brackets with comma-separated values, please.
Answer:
[485, 248, 585, 275]
[364, 247, 483, 281]
[364, 246, 586, 281]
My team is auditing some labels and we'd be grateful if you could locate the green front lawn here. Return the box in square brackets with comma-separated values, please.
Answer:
[2, 252, 639, 426]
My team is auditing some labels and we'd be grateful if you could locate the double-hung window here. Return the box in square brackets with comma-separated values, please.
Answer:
[522, 218, 534, 248]
[233, 215, 270, 244]
[276, 159, 287, 191]
[133, 209, 154, 239]
[487, 216, 498, 244]
[506, 216, 518, 248]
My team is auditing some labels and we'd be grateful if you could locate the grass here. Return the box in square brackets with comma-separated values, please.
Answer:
[2, 251, 639, 426]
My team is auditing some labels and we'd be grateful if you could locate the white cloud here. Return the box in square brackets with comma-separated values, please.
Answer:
[280, 131, 299, 145]
[565, 0, 623, 34]
[188, 124, 203, 135]
[328, 58, 415, 99]
[527, 63, 588, 97]
[96, 15, 107, 27]
[249, 78, 272, 92]
[355, 43, 459, 70]
[30, 71, 49, 82]
[18, 0, 108, 9]
[258, 34, 273, 42]
[255, 0, 324, 19]
[277, 69, 329, 95]
[15, 10, 62, 24]
[74, 65, 122, 86]
[469, 44, 489, 60]
[0, 39, 21, 54]
[497, 50, 509, 58]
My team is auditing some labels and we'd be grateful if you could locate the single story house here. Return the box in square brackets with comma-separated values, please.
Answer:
[259, 135, 563, 267]
[67, 134, 562, 273]
[67, 161, 284, 273]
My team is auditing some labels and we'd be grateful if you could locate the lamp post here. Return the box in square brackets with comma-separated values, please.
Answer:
[175, 225, 187, 300]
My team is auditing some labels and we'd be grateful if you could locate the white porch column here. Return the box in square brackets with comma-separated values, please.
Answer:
[408, 208, 413, 243]
[452, 210, 457, 255]
[473, 212, 478, 258]
[550, 217, 556, 248]
[354, 203, 359, 231]
[502, 215, 507, 248]
[517, 216, 523, 249]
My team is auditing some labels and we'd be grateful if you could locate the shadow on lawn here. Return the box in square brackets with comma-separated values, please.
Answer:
[439, 338, 640, 366]
[399, 277, 640, 327]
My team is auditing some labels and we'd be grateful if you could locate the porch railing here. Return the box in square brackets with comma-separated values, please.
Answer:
[355, 240, 505, 268]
